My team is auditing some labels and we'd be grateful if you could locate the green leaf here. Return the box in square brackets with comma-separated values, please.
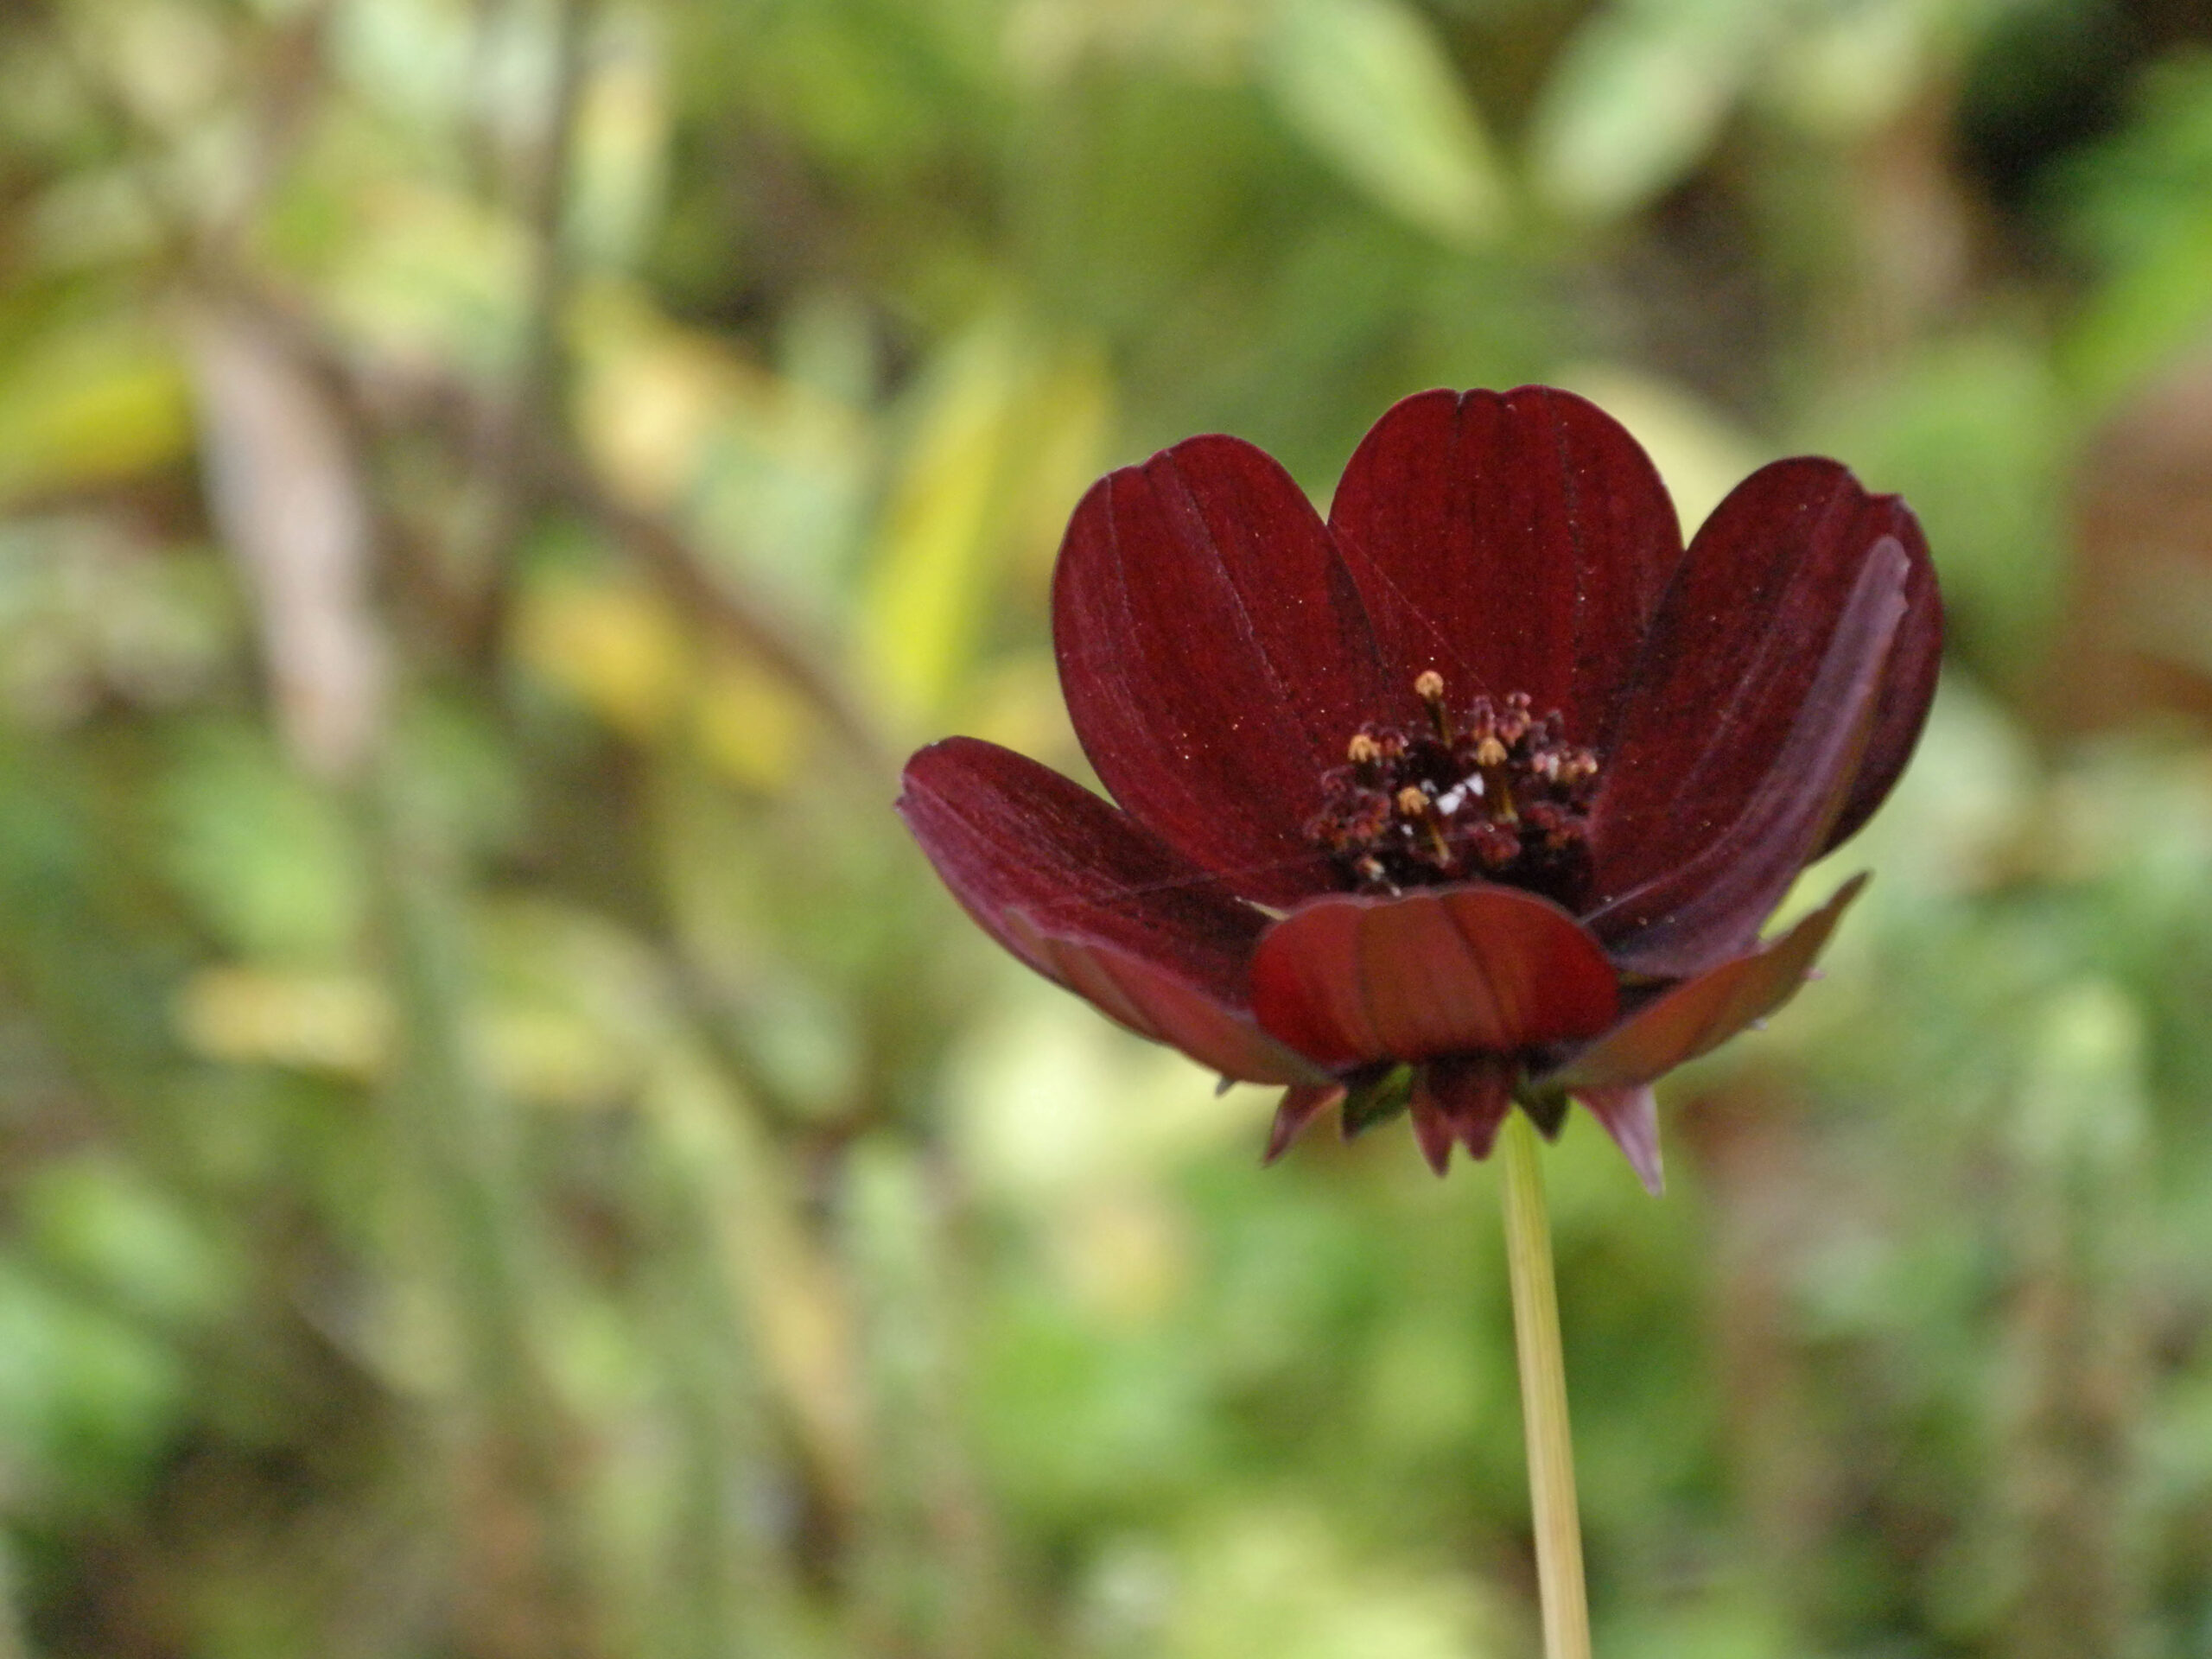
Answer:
[1528, 0, 1773, 221]
[860, 321, 1110, 723]
[17, 1157, 236, 1329]
[1260, 0, 1506, 248]
[159, 721, 368, 962]
[0, 311, 191, 506]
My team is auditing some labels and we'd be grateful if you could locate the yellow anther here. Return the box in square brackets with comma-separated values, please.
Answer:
[1347, 733, 1382, 766]
[1414, 670, 1445, 702]
[1475, 736, 1507, 768]
[1395, 786, 1429, 818]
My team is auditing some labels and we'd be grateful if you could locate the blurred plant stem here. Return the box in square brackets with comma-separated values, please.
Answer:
[845, 1142, 1004, 1659]
[364, 750, 603, 1659]
[460, 0, 594, 649]
[634, 1049, 801, 1656]
[1502, 1112, 1592, 1659]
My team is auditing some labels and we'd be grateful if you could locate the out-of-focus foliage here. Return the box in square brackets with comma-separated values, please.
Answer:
[2, 0, 2211, 1655]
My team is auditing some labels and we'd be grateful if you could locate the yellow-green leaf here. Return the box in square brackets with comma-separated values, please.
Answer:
[1260, 0, 1506, 248]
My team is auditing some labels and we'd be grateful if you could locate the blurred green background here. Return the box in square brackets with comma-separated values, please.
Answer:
[3, 0, 2212, 1654]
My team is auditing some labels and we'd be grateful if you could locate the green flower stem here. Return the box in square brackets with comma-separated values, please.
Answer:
[1502, 1110, 1593, 1659]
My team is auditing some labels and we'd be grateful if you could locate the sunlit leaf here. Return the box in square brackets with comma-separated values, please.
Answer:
[160, 722, 368, 961]
[321, 181, 531, 379]
[573, 284, 874, 626]
[1259, 0, 1506, 248]
[17, 1158, 238, 1327]
[176, 964, 387, 1074]
[0, 1257, 185, 1485]
[1766, 0, 1936, 139]
[693, 649, 808, 789]
[862, 322, 1027, 721]
[0, 312, 192, 505]
[861, 321, 1110, 722]
[1527, 0, 1772, 221]
[2065, 216, 2212, 410]
[513, 567, 693, 739]
[567, 10, 671, 271]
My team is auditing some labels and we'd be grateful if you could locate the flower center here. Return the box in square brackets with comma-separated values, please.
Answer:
[1305, 672, 1599, 904]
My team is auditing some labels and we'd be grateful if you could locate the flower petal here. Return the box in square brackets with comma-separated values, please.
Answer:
[1249, 886, 1619, 1071]
[1583, 532, 1907, 975]
[1052, 435, 1389, 906]
[1008, 922, 1325, 1086]
[1265, 1080, 1345, 1164]
[899, 737, 1322, 1084]
[1408, 1055, 1515, 1174]
[1585, 460, 1933, 966]
[1409, 1089, 1458, 1176]
[1543, 874, 1865, 1096]
[1327, 386, 1685, 751]
[1820, 498, 1940, 855]
[1575, 1084, 1662, 1196]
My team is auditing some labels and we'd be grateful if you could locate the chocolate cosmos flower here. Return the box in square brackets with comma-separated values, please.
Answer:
[899, 388, 1940, 1192]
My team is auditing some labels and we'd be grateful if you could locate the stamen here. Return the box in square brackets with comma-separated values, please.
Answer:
[1303, 673, 1600, 905]
[1414, 670, 1448, 739]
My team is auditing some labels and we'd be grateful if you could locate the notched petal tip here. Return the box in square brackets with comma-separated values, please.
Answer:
[1329, 385, 1684, 752]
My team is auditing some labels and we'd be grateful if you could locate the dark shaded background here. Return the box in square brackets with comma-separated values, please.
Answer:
[3, 0, 2212, 1654]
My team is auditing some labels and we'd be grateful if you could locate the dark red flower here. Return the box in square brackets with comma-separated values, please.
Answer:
[898, 387, 1940, 1192]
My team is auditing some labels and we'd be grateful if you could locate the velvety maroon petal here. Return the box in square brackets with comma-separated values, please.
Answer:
[1408, 1056, 1515, 1174]
[899, 737, 1323, 1084]
[1544, 874, 1866, 1096]
[1249, 887, 1618, 1071]
[1409, 1090, 1458, 1176]
[1327, 387, 1684, 751]
[1010, 921, 1323, 1085]
[1264, 1080, 1344, 1164]
[1822, 500, 1940, 854]
[1053, 436, 1388, 906]
[1586, 460, 1934, 963]
[1576, 1084, 1662, 1196]
[1584, 537, 1907, 975]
